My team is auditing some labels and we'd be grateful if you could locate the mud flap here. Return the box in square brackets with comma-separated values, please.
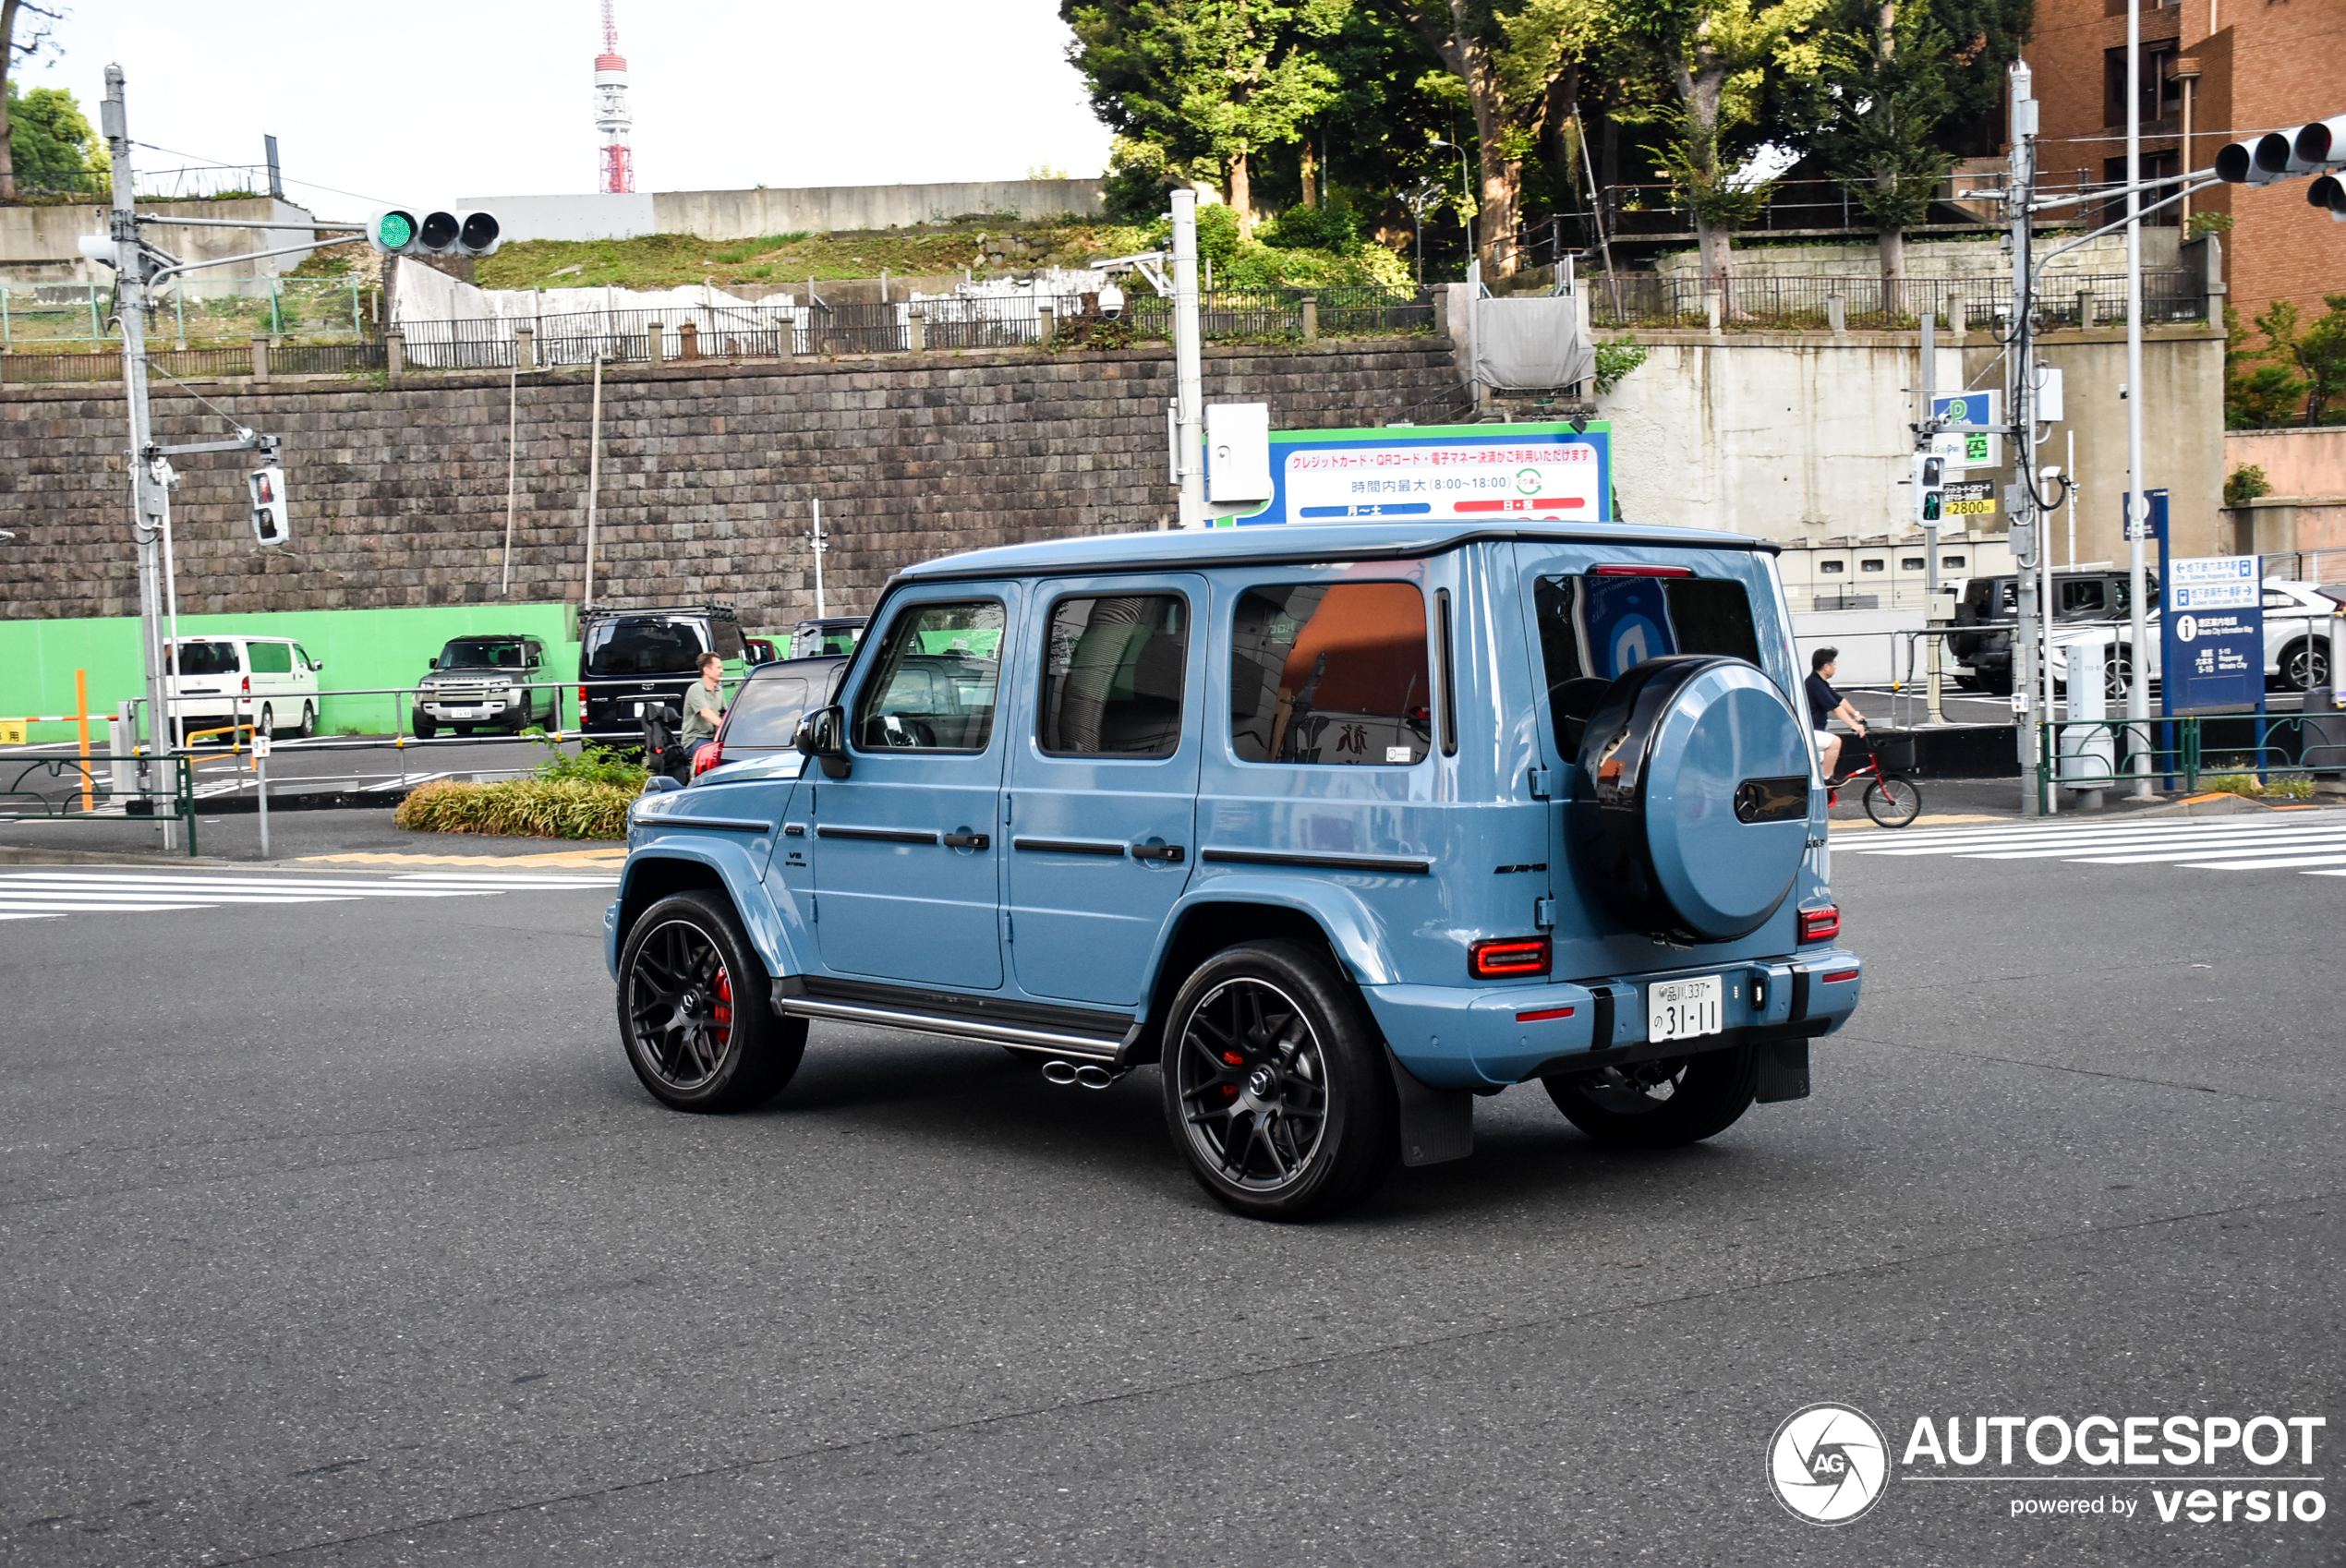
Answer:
[1386, 1046, 1472, 1165]
[1753, 1036, 1811, 1104]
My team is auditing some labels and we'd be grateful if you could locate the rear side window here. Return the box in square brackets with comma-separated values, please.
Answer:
[172, 642, 239, 676]
[585, 620, 707, 676]
[854, 601, 1004, 752]
[1039, 594, 1188, 758]
[1533, 573, 1762, 754]
[722, 674, 812, 747]
[1230, 582, 1430, 766]
[709, 619, 747, 660]
[248, 642, 294, 674]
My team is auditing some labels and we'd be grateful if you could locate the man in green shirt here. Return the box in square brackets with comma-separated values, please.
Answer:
[677, 652, 725, 765]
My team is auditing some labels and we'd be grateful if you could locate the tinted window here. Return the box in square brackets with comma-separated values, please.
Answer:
[248, 641, 293, 674]
[709, 619, 747, 660]
[441, 639, 526, 669]
[2061, 580, 2107, 614]
[853, 601, 1003, 752]
[1230, 582, 1429, 766]
[1533, 574, 1762, 755]
[722, 674, 812, 747]
[172, 642, 239, 676]
[584, 620, 707, 676]
[1039, 594, 1187, 757]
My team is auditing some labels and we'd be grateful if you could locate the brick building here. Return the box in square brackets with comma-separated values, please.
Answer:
[2025, 0, 2346, 328]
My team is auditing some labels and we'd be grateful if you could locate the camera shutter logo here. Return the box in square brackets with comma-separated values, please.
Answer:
[1769, 1404, 1891, 1525]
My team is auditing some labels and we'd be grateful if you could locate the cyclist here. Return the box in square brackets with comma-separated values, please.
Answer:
[1806, 647, 1868, 781]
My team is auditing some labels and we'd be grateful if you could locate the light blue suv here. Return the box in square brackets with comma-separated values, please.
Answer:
[609, 520, 1861, 1219]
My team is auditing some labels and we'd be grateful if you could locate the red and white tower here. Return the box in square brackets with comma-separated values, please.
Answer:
[594, 0, 635, 194]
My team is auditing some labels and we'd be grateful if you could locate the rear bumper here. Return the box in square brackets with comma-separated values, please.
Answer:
[1362, 949, 1862, 1090]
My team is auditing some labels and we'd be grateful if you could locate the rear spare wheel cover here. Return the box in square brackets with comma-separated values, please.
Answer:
[1572, 657, 1811, 941]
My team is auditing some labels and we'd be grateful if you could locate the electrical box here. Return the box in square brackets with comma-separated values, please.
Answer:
[2034, 365, 2064, 424]
[1204, 402, 1273, 504]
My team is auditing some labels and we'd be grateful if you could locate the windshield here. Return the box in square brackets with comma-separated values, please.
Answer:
[584, 620, 708, 676]
[439, 639, 526, 669]
[171, 642, 239, 676]
[722, 672, 816, 747]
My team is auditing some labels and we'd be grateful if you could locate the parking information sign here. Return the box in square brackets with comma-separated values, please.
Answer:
[1206, 421, 1612, 526]
[1942, 480, 1997, 517]
[1929, 392, 2001, 471]
[2160, 554, 2264, 712]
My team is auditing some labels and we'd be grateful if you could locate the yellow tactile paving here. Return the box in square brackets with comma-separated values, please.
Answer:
[296, 848, 628, 868]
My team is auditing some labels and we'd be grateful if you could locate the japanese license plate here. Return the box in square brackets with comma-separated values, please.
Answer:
[1647, 975, 1723, 1043]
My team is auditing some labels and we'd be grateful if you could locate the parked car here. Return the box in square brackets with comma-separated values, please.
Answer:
[1950, 567, 2156, 693]
[578, 604, 749, 740]
[790, 616, 866, 659]
[2040, 576, 2343, 695]
[412, 634, 555, 738]
[163, 634, 323, 743]
[685, 655, 848, 782]
[611, 520, 1860, 1220]
[743, 636, 783, 665]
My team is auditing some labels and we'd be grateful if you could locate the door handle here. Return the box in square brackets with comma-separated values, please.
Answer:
[942, 831, 991, 850]
[1130, 842, 1186, 862]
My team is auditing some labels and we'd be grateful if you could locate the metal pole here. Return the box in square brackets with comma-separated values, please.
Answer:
[161, 480, 184, 752]
[2123, 0, 2152, 798]
[584, 353, 603, 608]
[256, 747, 270, 858]
[2009, 60, 2040, 814]
[1921, 310, 1944, 725]
[100, 66, 176, 818]
[502, 360, 518, 597]
[810, 497, 827, 618]
[2067, 428, 2077, 567]
[1169, 190, 1204, 531]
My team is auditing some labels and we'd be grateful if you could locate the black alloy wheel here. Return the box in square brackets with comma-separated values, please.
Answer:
[1543, 1043, 1759, 1149]
[2105, 648, 2134, 704]
[1161, 939, 1397, 1220]
[2282, 640, 2329, 693]
[1864, 775, 1923, 828]
[617, 892, 805, 1111]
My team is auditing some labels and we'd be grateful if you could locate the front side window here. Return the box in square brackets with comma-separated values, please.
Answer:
[1231, 582, 1429, 766]
[1533, 573, 1762, 754]
[723, 674, 813, 747]
[248, 642, 294, 674]
[853, 600, 1004, 752]
[1039, 594, 1188, 757]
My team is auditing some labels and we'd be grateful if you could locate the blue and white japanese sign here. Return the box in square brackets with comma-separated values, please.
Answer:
[1205, 420, 1611, 526]
[2160, 554, 2264, 713]
[1929, 392, 2001, 471]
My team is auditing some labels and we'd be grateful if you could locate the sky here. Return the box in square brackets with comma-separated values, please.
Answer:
[41, 1, 1114, 214]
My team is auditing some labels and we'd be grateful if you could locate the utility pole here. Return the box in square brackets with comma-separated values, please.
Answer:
[2007, 60, 2042, 814]
[99, 66, 175, 819]
[1169, 190, 1204, 531]
[809, 497, 827, 618]
[2122, 0, 2152, 798]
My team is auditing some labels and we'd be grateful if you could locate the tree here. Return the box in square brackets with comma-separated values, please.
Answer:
[1614, 0, 1829, 288]
[9, 82, 103, 194]
[1064, 0, 1348, 235]
[2226, 303, 2307, 429]
[1382, 0, 1530, 277]
[0, 0, 69, 202]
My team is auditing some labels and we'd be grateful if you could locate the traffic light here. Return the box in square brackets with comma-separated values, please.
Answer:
[367, 207, 501, 258]
[249, 464, 290, 547]
[1918, 455, 1945, 524]
[2313, 175, 2346, 222]
[2216, 116, 2346, 185]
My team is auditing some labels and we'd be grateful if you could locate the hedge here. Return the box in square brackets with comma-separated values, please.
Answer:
[393, 777, 635, 839]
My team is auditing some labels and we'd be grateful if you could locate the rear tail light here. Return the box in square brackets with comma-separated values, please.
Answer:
[1797, 905, 1841, 944]
[691, 743, 724, 778]
[1470, 936, 1552, 978]
[579, 685, 590, 717]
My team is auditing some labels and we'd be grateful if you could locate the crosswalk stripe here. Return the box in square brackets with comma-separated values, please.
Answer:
[2173, 852, 2346, 871]
[2066, 834, 2346, 863]
[0, 900, 208, 914]
[1838, 815, 2333, 848]
[1834, 810, 2346, 881]
[1960, 832, 2346, 862]
[0, 867, 614, 925]
[1841, 823, 2338, 857]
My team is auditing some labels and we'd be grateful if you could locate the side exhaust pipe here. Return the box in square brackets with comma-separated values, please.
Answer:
[1041, 1060, 1127, 1090]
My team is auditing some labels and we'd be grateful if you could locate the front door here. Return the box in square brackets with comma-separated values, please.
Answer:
[811, 587, 1016, 991]
[1005, 577, 1203, 1007]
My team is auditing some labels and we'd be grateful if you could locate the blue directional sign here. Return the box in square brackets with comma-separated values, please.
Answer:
[2161, 555, 2265, 713]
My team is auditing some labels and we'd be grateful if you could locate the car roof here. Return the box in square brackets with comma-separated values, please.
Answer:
[741, 655, 845, 680]
[895, 519, 1775, 582]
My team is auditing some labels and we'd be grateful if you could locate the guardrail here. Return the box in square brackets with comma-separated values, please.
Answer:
[2034, 711, 2346, 811]
[0, 753, 200, 855]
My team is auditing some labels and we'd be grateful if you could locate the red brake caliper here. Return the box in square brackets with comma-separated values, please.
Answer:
[711, 968, 733, 1045]
[1222, 1049, 1243, 1098]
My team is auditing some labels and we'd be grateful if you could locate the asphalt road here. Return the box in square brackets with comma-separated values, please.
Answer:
[0, 834, 2338, 1566]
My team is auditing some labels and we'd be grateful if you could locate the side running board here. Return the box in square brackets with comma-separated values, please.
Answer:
[770, 975, 1138, 1060]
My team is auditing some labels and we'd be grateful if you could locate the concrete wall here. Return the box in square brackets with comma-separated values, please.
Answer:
[2226, 427, 2346, 501]
[1653, 229, 2183, 280]
[1594, 324, 2226, 561]
[459, 180, 1108, 244]
[0, 199, 322, 285]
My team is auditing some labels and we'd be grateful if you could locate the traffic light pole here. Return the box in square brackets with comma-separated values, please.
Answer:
[2122, 0, 2152, 798]
[2007, 62, 2044, 814]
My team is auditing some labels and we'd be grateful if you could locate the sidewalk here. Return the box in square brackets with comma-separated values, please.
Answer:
[0, 805, 625, 867]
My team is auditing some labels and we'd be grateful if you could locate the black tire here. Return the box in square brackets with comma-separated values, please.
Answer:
[1159, 938, 1398, 1221]
[1543, 1043, 1759, 1149]
[413, 713, 437, 740]
[617, 892, 805, 1112]
[258, 704, 275, 742]
[2280, 639, 2329, 693]
[297, 702, 316, 739]
[453, 724, 476, 738]
[2105, 648, 2134, 705]
[1978, 669, 2013, 696]
[1864, 775, 1923, 827]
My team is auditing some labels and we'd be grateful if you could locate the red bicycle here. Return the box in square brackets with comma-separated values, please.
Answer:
[1828, 731, 1923, 828]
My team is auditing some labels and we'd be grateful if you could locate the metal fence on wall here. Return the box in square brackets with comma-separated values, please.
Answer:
[1584, 271, 2207, 332]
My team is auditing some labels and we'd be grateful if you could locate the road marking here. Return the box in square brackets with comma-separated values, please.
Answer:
[298, 849, 626, 868]
[0, 869, 612, 923]
[1834, 814, 2346, 880]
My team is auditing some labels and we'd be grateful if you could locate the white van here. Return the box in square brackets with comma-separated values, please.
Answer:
[163, 635, 324, 742]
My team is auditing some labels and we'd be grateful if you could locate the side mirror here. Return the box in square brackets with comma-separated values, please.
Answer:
[426, 657, 438, 669]
[310, 659, 325, 671]
[793, 703, 853, 778]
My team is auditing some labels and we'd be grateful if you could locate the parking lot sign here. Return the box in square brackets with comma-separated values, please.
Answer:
[1930, 392, 2001, 471]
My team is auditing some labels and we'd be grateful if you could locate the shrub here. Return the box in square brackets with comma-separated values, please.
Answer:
[526, 737, 647, 788]
[2224, 464, 2271, 506]
[1260, 205, 1360, 252]
[394, 777, 636, 839]
[2200, 772, 2313, 800]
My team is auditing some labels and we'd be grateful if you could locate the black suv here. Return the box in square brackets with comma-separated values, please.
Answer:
[1950, 569, 2158, 693]
[580, 605, 749, 738]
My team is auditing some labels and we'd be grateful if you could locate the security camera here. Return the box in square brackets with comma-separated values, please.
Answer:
[1099, 283, 1126, 320]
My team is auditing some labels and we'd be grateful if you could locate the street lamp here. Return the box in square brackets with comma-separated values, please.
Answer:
[1402, 180, 1441, 285]
[1430, 138, 1474, 269]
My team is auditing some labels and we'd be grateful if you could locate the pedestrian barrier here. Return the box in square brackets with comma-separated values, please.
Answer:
[0, 752, 200, 855]
[2032, 711, 2346, 812]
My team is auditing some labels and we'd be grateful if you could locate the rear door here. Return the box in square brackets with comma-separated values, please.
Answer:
[810, 585, 1017, 992]
[1004, 576, 1203, 1007]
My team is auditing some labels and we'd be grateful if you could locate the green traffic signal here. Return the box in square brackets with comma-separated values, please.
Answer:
[375, 211, 415, 250]
[1922, 493, 1942, 523]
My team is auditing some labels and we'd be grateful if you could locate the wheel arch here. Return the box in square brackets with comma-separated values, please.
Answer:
[615, 846, 798, 978]
[1126, 885, 1392, 1065]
